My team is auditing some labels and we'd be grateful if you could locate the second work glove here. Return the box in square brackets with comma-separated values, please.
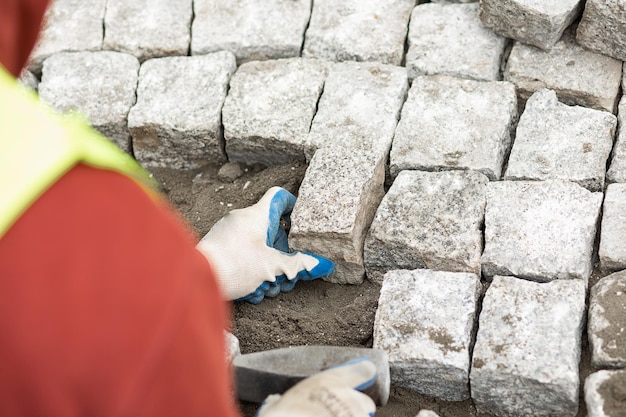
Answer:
[196, 187, 334, 304]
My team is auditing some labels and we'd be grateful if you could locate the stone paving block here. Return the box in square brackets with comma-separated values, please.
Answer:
[224, 331, 240, 363]
[577, 0, 626, 62]
[607, 97, 626, 183]
[290, 147, 385, 284]
[302, 0, 415, 65]
[222, 58, 328, 166]
[373, 269, 481, 401]
[103, 0, 192, 62]
[599, 185, 626, 271]
[129, 52, 236, 169]
[504, 29, 622, 113]
[28, 0, 106, 75]
[588, 271, 626, 369]
[191, 0, 311, 63]
[471, 276, 586, 417]
[364, 170, 488, 284]
[585, 369, 626, 417]
[481, 180, 602, 283]
[304, 61, 408, 161]
[505, 89, 616, 192]
[406, 3, 506, 81]
[390, 75, 517, 180]
[18, 71, 39, 92]
[479, 0, 583, 51]
[39, 51, 139, 152]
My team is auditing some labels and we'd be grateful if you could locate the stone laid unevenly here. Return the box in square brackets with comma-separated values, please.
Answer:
[599, 184, 626, 271]
[28, 0, 106, 75]
[585, 369, 626, 417]
[479, 0, 583, 51]
[588, 270, 626, 369]
[607, 97, 626, 184]
[390, 75, 517, 180]
[577, 0, 626, 62]
[103, 0, 192, 62]
[19, 71, 39, 92]
[364, 170, 488, 284]
[290, 146, 385, 284]
[222, 58, 328, 166]
[304, 61, 408, 161]
[129, 52, 236, 169]
[224, 331, 241, 363]
[481, 180, 603, 283]
[373, 269, 481, 401]
[302, 0, 415, 66]
[39, 51, 139, 152]
[470, 276, 586, 417]
[504, 28, 622, 113]
[504, 89, 616, 192]
[406, 3, 507, 82]
[191, 0, 311, 64]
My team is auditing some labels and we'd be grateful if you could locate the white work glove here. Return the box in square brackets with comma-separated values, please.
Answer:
[256, 358, 378, 417]
[197, 187, 334, 304]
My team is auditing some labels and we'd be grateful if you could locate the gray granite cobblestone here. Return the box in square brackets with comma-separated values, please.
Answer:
[599, 184, 626, 272]
[577, 0, 626, 62]
[585, 369, 626, 417]
[607, 97, 626, 183]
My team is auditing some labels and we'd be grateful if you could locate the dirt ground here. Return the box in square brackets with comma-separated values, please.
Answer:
[149, 162, 595, 417]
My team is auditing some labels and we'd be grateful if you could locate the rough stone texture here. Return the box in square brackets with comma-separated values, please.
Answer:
[129, 52, 236, 169]
[364, 170, 488, 284]
[304, 61, 408, 161]
[302, 0, 415, 65]
[191, 0, 311, 63]
[588, 271, 626, 369]
[28, 0, 105, 75]
[406, 3, 506, 81]
[103, 0, 192, 62]
[415, 411, 441, 417]
[390, 75, 517, 180]
[505, 89, 616, 192]
[290, 147, 385, 284]
[607, 97, 626, 183]
[222, 58, 328, 166]
[225, 331, 240, 363]
[504, 29, 622, 113]
[585, 370, 626, 417]
[479, 0, 583, 51]
[481, 180, 603, 283]
[373, 269, 481, 401]
[470, 276, 586, 417]
[18, 71, 39, 91]
[577, 0, 626, 62]
[599, 185, 626, 271]
[39, 51, 139, 152]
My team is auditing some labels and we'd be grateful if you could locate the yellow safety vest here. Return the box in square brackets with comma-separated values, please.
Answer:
[0, 65, 158, 239]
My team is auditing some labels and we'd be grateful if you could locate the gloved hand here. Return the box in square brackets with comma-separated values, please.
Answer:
[256, 358, 377, 417]
[197, 186, 334, 304]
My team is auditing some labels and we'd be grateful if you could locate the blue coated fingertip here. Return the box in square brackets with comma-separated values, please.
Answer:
[273, 226, 289, 253]
[280, 277, 298, 293]
[266, 188, 296, 247]
[265, 280, 282, 298]
[295, 252, 335, 281]
[330, 357, 377, 391]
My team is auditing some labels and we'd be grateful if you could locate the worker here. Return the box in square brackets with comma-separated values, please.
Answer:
[0, 0, 378, 416]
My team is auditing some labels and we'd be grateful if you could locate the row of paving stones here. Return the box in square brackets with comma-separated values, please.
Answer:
[29, 1, 626, 416]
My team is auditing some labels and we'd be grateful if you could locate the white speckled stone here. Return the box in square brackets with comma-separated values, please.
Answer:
[225, 331, 241, 363]
[103, 0, 192, 62]
[607, 97, 626, 184]
[415, 411, 441, 417]
[480, 0, 583, 50]
[504, 29, 622, 113]
[599, 185, 626, 272]
[129, 52, 236, 169]
[471, 276, 586, 417]
[390, 75, 517, 180]
[304, 61, 408, 161]
[585, 369, 626, 417]
[28, 0, 106, 75]
[577, 0, 626, 61]
[374, 269, 481, 401]
[39, 51, 139, 152]
[481, 180, 603, 283]
[223, 58, 328, 166]
[406, 3, 506, 81]
[18, 71, 39, 92]
[364, 170, 488, 284]
[303, 0, 415, 65]
[191, 0, 311, 63]
[290, 146, 385, 284]
[504, 89, 616, 192]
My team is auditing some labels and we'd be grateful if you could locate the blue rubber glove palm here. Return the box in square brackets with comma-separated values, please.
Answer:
[197, 187, 334, 304]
